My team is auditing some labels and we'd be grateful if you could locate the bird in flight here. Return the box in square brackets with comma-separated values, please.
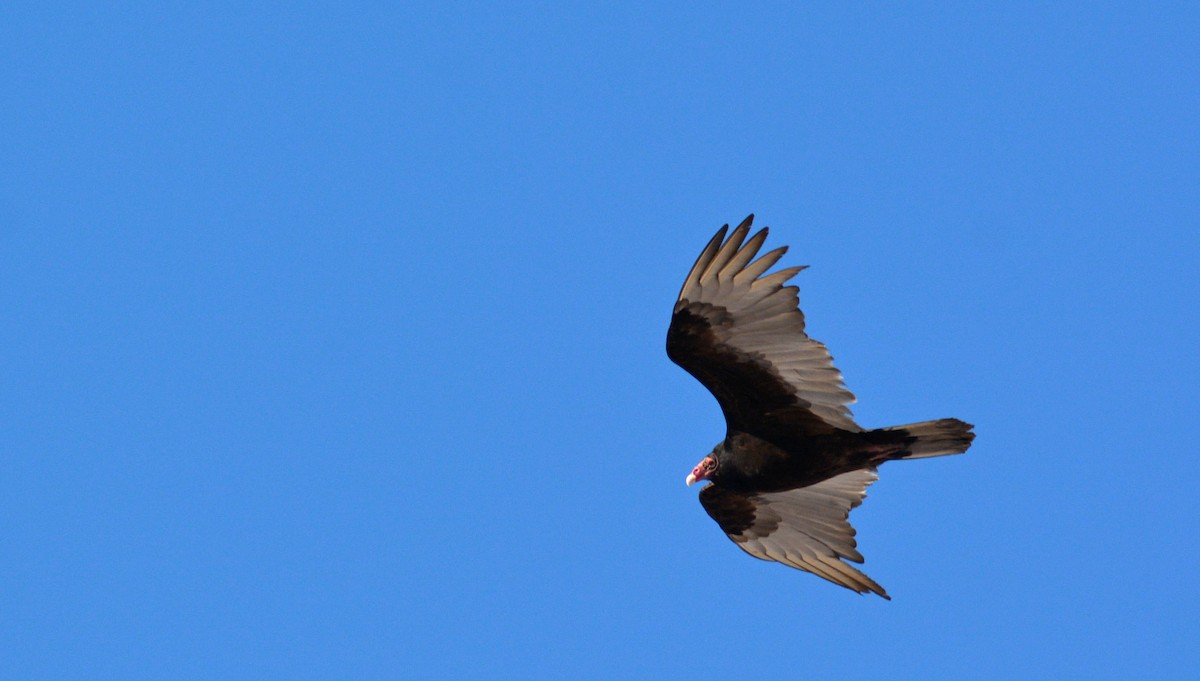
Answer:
[667, 215, 974, 599]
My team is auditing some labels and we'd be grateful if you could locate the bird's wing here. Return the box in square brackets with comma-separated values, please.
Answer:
[698, 468, 888, 599]
[666, 216, 860, 438]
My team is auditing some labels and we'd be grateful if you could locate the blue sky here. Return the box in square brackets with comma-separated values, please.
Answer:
[3, 2, 1198, 679]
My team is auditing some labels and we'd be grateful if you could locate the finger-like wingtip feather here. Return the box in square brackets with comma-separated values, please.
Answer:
[720, 228, 770, 283]
[679, 225, 729, 300]
[702, 223, 751, 286]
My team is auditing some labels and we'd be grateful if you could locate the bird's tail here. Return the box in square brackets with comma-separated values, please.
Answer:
[882, 418, 975, 459]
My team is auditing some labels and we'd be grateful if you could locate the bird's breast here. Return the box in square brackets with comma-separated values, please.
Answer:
[721, 430, 859, 492]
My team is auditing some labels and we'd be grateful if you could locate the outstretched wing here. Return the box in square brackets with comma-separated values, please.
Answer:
[666, 216, 860, 439]
[698, 468, 888, 598]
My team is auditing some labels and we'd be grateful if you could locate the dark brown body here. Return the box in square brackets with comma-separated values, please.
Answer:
[712, 428, 911, 494]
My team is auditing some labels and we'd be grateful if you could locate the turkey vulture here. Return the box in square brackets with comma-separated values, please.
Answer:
[667, 215, 974, 599]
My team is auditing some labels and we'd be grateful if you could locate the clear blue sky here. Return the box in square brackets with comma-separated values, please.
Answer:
[3, 3, 1198, 679]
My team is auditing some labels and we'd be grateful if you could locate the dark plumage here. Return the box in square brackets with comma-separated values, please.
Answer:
[668, 215, 974, 599]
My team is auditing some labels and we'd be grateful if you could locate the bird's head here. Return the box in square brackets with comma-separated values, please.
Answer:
[685, 453, 720, 486]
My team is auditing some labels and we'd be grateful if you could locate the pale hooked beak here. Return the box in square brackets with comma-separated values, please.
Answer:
[686, 455, 715, 486]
